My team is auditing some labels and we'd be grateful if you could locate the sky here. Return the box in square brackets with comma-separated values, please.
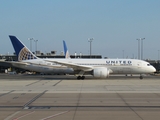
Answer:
[0, 0, 160, 60]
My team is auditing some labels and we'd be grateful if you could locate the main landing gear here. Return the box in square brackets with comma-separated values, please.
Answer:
[77, 71, 85, 80]
[77, 76, 85, 80]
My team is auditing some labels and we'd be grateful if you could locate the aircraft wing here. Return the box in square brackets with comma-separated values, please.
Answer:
[0, 61, 30, 69]
[45, 60, 93, 71]
[2, 61, 29, 67]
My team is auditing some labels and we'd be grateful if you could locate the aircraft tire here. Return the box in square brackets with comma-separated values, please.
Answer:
[140, 76, 143, 79]
[77, 76, 85, 80]
[77, 76, 81, 80]
[81, 76, 85, 80]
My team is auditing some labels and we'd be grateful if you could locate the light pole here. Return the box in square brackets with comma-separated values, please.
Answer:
[136, 38, 145, 60]
[34, 40, 38, 55]
[28, 38, 34, 52]
[88, 38, 94, 58]
[136, 39, 140, 59]
[158, 50, 160, 61]
[141, 38, 145, 60]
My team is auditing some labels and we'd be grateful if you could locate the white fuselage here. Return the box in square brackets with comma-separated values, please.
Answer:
[12, 58, 156, 75]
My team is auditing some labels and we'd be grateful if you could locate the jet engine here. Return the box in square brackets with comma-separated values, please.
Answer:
[93, 67, 110, 78]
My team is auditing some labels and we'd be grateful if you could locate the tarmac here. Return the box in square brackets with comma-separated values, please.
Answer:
[0, 74, 160, 120]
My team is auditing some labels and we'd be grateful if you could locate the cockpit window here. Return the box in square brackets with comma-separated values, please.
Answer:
[147, 64, 150, 66]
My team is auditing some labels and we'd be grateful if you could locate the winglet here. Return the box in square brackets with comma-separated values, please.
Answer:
[9, 35, 38, 61]
[63, 40, 71, 59]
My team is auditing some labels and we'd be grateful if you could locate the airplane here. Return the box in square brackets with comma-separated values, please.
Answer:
[9, 35, 156, 79]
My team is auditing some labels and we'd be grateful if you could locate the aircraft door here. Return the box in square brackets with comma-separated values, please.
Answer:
[137, 62, 142, 68]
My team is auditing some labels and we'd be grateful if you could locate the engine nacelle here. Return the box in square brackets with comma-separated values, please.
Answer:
[93, 67, 110, 78]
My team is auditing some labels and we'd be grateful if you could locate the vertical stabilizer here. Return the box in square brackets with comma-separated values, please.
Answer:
[9, 35, 38, 61]
[63, 40, 71, 59]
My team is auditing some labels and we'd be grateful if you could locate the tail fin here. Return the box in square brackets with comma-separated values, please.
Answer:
[63, 40, 71, 59]
[9, 35, 38, 61]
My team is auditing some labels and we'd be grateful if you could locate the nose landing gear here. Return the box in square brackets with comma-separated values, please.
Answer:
[140, 75, 143, 79]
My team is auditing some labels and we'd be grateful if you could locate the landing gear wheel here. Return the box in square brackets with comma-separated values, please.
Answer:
[77, 76, 85, 80]
[140, 76, 143, 79]
[77, 76, 80, 80]
[81, 76, 85, 80]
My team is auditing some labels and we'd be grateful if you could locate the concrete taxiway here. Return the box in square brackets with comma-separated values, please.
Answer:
[0, 74, 160, 120]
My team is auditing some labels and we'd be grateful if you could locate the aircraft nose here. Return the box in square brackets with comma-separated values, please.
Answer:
[151, 66, 156, 73]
